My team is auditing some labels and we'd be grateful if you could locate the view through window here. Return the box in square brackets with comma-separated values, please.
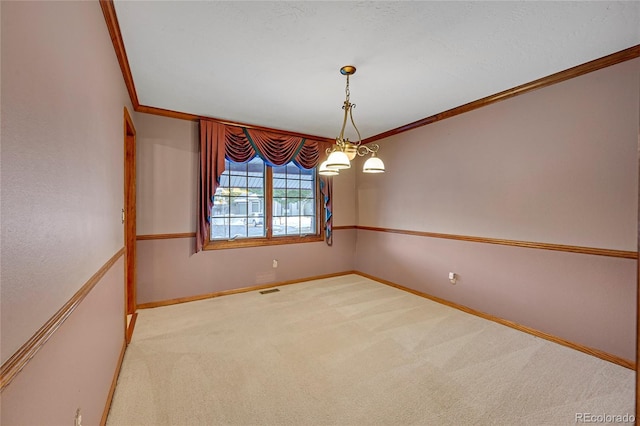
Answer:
[211, 157, 317, 242]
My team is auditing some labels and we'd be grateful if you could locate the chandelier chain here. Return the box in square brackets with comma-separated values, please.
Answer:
[345, 75, 350, 101]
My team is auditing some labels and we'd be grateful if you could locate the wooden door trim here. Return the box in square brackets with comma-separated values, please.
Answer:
[124, 107, 137, 341]
[634, 100, 640, 424]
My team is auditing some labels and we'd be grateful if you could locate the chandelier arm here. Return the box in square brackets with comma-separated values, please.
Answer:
[355, 143, 380, 157]
[337, 102, 350, 145]
[337, 74, 352, 146]
[348, 104, 362, 146]
[355, 145, 370, 156]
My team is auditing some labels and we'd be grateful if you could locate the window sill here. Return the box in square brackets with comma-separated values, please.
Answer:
[204, 234, 324, 250]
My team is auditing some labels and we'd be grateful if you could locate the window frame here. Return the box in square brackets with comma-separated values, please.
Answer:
[204, 162, 324, 250]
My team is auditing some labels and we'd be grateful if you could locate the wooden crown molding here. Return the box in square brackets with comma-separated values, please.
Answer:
[0, 248, 125, 391]
[99, 0, 333, 143]
[137, 105, 336, 143]
[136, 105, 199, 122]
[100, 0, 139, 109]
[364, 44, 640, 144]
[101, 1, 638, 147]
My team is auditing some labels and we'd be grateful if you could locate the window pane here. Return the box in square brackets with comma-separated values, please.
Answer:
[248, 177, 263, 192]
[300, 168, 314, 180]
[300, 216, 315, 234]
[271, 165, 316, 237]
[211, 158, 265, 240]
[211, 158, 317, 244]
[211, 217, 229, 239]
[230, 196, 248, 216]
[272, 215, 286, 236]
[227, 161, 248, 173]
[272, 165, 287, 175]
[229, 176, 247, 190]
[211, 196, 229, 217]
[273, 178, 286, 190]
[286, 218, 299, 234]
[286, 188, 300, 198]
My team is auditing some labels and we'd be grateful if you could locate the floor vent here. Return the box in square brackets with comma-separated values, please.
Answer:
[259, 288, 280, 295]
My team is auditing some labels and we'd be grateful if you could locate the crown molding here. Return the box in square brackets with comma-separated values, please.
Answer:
[100, 2, 639, 146]
[99, 0, 334, 143]
[99, 0, 139, 109]
[363, 45, 640, 144]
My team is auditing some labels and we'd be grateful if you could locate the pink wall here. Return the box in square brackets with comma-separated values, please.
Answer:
[1, 258, 125, 426]
[354, 58, 639, 361]
[134, 112, 357, 234]
[135, 114, 200, 235]
[1, 1, 132, 423]
[137, 231, 356, 305]
[133, 112, 358, 304]
[1, 1, 132, 360]
[355, 230, 636, 360]
[133, 59, 638, 363]
[357, 59, 639, 251]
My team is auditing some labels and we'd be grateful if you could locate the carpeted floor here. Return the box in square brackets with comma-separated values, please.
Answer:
[107, 274, 635, 425]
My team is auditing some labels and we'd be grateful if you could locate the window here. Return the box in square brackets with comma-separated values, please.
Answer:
[208, 157, 321, 248]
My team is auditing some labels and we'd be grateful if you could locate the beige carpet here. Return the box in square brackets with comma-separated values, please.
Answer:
[107, 274, 635, 425]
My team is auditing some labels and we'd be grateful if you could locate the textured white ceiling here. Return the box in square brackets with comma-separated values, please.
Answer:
[113, 1, 639, 140]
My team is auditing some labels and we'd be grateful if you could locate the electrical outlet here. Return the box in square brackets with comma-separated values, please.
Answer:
[272, 259, 278, 268]
[74, 409, 82, 426]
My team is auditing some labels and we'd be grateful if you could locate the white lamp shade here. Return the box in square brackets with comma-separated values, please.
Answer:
[363, 156, 385, 173]
[318, 160, 339, 176]
[326, 150, 351, 169]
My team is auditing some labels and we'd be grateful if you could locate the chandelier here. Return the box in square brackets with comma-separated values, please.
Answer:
[319, 65, 385, 176]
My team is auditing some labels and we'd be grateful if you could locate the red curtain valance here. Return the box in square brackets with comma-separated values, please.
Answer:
[196, 119, 331, 252]
[224, 125, 320, 169]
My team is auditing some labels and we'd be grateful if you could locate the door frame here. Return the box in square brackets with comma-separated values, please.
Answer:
[636, 107, 639, 420]
[124, 107, 137, 344]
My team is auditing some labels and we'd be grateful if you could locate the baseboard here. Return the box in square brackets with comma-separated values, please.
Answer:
[137, 271, 357, 309]
[126, 312, 138, 344]
[354, 271, 635, 370]
[100, 338, 127, 426]
[136, 269, 633, 370]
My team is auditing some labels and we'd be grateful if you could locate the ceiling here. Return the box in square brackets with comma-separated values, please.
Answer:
[113, 1, 640, 140]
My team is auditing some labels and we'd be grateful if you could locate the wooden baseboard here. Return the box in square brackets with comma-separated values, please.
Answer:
[354, 271, 635, 370]
[126, 312, 138, 344]
[137, 271, 357, 309]
[100, 339, 127, 426]
[136, 269, 633, 370]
